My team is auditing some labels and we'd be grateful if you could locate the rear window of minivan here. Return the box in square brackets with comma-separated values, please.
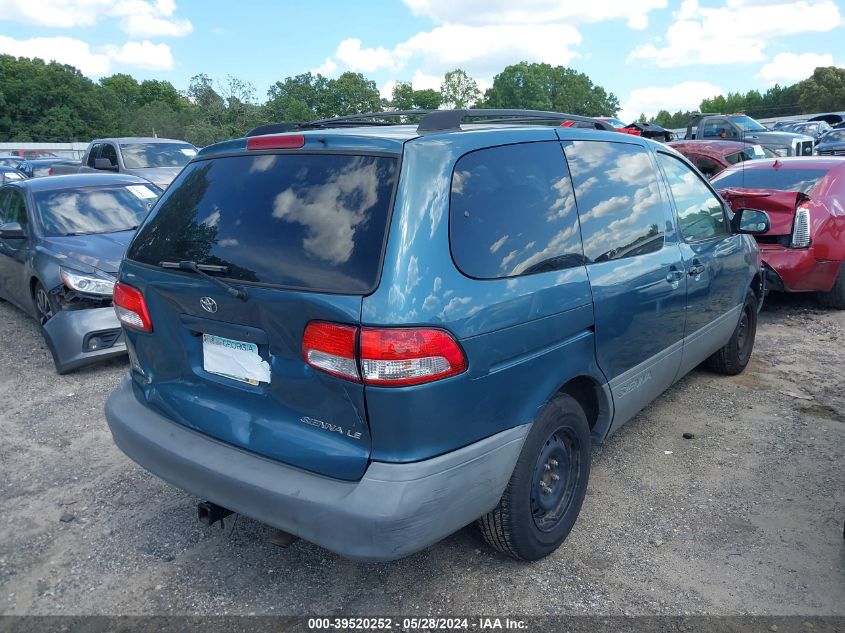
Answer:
[127, 153, 398, 293]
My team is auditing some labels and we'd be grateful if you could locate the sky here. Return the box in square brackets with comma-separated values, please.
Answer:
[0, 0, 842, 122]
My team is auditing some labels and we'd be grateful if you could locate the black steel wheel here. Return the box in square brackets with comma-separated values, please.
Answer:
[706, 288, 758, 375]
[478, 394, 592, 561]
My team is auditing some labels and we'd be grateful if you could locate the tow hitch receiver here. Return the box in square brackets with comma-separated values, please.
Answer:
[197, 501, 233, 526]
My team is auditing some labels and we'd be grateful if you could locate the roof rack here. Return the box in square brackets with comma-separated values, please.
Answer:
[246, 109, 611, 138]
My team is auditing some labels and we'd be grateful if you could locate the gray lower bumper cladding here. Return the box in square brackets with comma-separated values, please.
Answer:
[105, 377, 529, 561]
[42, 307, 126, 373]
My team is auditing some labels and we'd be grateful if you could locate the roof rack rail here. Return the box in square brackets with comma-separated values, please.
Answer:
[415, 109, 606, 134]
[245, 109, 611, 138]
[246, 111, 433, 137]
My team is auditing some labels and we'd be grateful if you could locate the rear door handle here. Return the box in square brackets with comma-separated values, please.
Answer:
[688, 263, 705, 276]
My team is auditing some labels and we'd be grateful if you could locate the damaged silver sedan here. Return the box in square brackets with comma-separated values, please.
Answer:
[0, 174, 160, 373]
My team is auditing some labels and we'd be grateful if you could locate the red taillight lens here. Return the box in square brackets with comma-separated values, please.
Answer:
[302, 322, 360, 382]
[48, 168, 53, 175]
[246, 134, 305, 150]
[302, 323, 468, 386]
[360, 328, 467, 386]
[113, 282, 153, 333]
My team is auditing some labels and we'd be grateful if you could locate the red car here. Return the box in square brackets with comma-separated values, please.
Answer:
[595, 117, 641, 136]
[668, 140, 776, 177]
[711, 157, 845, 308]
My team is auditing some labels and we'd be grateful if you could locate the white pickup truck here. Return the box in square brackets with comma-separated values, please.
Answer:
[52, 137, 197, 189]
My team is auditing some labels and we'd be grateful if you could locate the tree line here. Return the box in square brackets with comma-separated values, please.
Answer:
[0, 54, 842, 144]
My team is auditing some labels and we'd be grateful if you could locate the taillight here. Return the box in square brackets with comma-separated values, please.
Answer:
[360, 328, 467, 386]
[791, 203, 811, 248]
[302, 323, 467, 386]
[246, 134, 305, 150]
[113, 282, 153, 332]
[302, 322, 360, 382]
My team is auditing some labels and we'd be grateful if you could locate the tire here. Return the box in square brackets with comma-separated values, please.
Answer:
[478, 394, 591, 561]
[706, 288, 757, 375]
[32, 281, 60, 325]
[817, 267, 845, 310]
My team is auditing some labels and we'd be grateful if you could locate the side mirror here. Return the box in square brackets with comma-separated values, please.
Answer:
[0, 221, 26, 239]
[94, 158, 117, 171]
[731, 208, 770, 234]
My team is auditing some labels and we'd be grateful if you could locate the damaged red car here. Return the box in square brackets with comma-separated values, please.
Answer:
[711, 157, 845, 308]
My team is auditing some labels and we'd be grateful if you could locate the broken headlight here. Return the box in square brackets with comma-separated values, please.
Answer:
[60, 268, 116, 296]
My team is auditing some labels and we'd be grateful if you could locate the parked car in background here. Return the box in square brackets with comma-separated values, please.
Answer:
[782, 121, 832, 143]
[625, 121, 673, 142]
[0, 156, 31, 175]
[685, 113, 814, 156]
[6, 149, 59, 159]
[51, 138, 197, 190]
[104, 109, 768, 563]
[667, 140, 775, 177]
[26, 157, 82, 178]
[713, 157, 845, 308]
[595, 117, 641, 136]
[0, 166, 27, 184]
[769, 120, 804, 131]
[815, 129, 845, 156]
[808, 113, 845, 129]
[0, 174, 161, 372]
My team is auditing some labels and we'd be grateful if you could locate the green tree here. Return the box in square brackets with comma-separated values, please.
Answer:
[323, 72, 383, 116]
[390, 82, 442, 110]
[440, 69, 481, 108]
[481, 62, 619, 116]
[795, 67, 845, 113]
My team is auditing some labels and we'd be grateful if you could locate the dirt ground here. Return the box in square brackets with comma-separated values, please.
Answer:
[0, 293, 843, 616]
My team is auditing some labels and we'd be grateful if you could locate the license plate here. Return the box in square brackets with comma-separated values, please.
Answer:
[202, 334, 271, 385]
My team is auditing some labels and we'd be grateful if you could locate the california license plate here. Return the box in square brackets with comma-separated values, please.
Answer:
[202, 334, 271, 385]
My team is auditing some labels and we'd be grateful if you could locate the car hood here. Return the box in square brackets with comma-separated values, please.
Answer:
[718, 188, 807, 236]
[741, 131, 814, 147]
[41, 231, 134, 274]
[124, 166, 182, 189]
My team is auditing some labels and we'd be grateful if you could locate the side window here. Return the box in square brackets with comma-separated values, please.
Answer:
[449, 142, 583, 278]
[100, 143, 118, 166]
[694, 156, 721, 178]
[563, 140, 665, 263]
[701, 120, 721, 138]
[658, 153, 728, 242]
[86, 144, 102, 168]
[4, 190, 28, 227]
[0, 189, 10, 222]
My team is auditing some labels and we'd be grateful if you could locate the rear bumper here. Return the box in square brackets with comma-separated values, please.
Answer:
[105, 377, 529, 561]
[760, 246, 841, 293]
[42, 307, 125, 373]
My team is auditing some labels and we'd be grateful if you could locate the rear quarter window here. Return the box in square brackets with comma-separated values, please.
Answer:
[563, 140, 666, 262]
[127, 152, 398, 293]
[449, 141, 584, 279]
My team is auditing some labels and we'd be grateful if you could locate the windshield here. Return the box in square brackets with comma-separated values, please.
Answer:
[34, 183, 160, 236]
[128, 153, 399, 293]
[120, 143, 197, 169]
[712, 167, 828, 194]
[728, 115, 767, 132]
[821, 130, 845, 143]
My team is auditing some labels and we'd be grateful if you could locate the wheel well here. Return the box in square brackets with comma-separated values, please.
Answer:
[750, 272, 763, 301]
[557, 376, 602, 431]
[30, 277, 40, 297]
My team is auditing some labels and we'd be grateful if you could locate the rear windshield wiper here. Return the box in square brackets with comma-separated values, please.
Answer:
[160, 260, 248, 301]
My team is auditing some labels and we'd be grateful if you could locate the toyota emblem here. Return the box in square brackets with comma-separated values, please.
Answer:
[200, 296, 218, 313]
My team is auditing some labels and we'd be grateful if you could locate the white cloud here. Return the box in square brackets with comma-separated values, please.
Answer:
[311, 57, 338, 77]
[0, 0, 192, 37]
[410, 69, 442, 91]
[379, 79, 397, 100]
[0, 34, 175, 74]
[618, 81, 724, 122]
[0, 35, 111, 75]
[106, 40, 173, 70]
[336, 38, 398, 73]
[120, 13, 192, 37]
[628, 0, 842, 67]
[757, 52, 836, 84]
[403, 0, 668, 30]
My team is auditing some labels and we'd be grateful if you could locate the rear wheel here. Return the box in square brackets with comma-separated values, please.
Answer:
[478, 394, 591, 561]
[33, 281, 59, 325]
[706, 288, 757, 375]
[817, 267, 845, 310]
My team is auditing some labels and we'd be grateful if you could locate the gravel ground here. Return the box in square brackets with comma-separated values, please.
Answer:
[0, 293, 843, 616]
